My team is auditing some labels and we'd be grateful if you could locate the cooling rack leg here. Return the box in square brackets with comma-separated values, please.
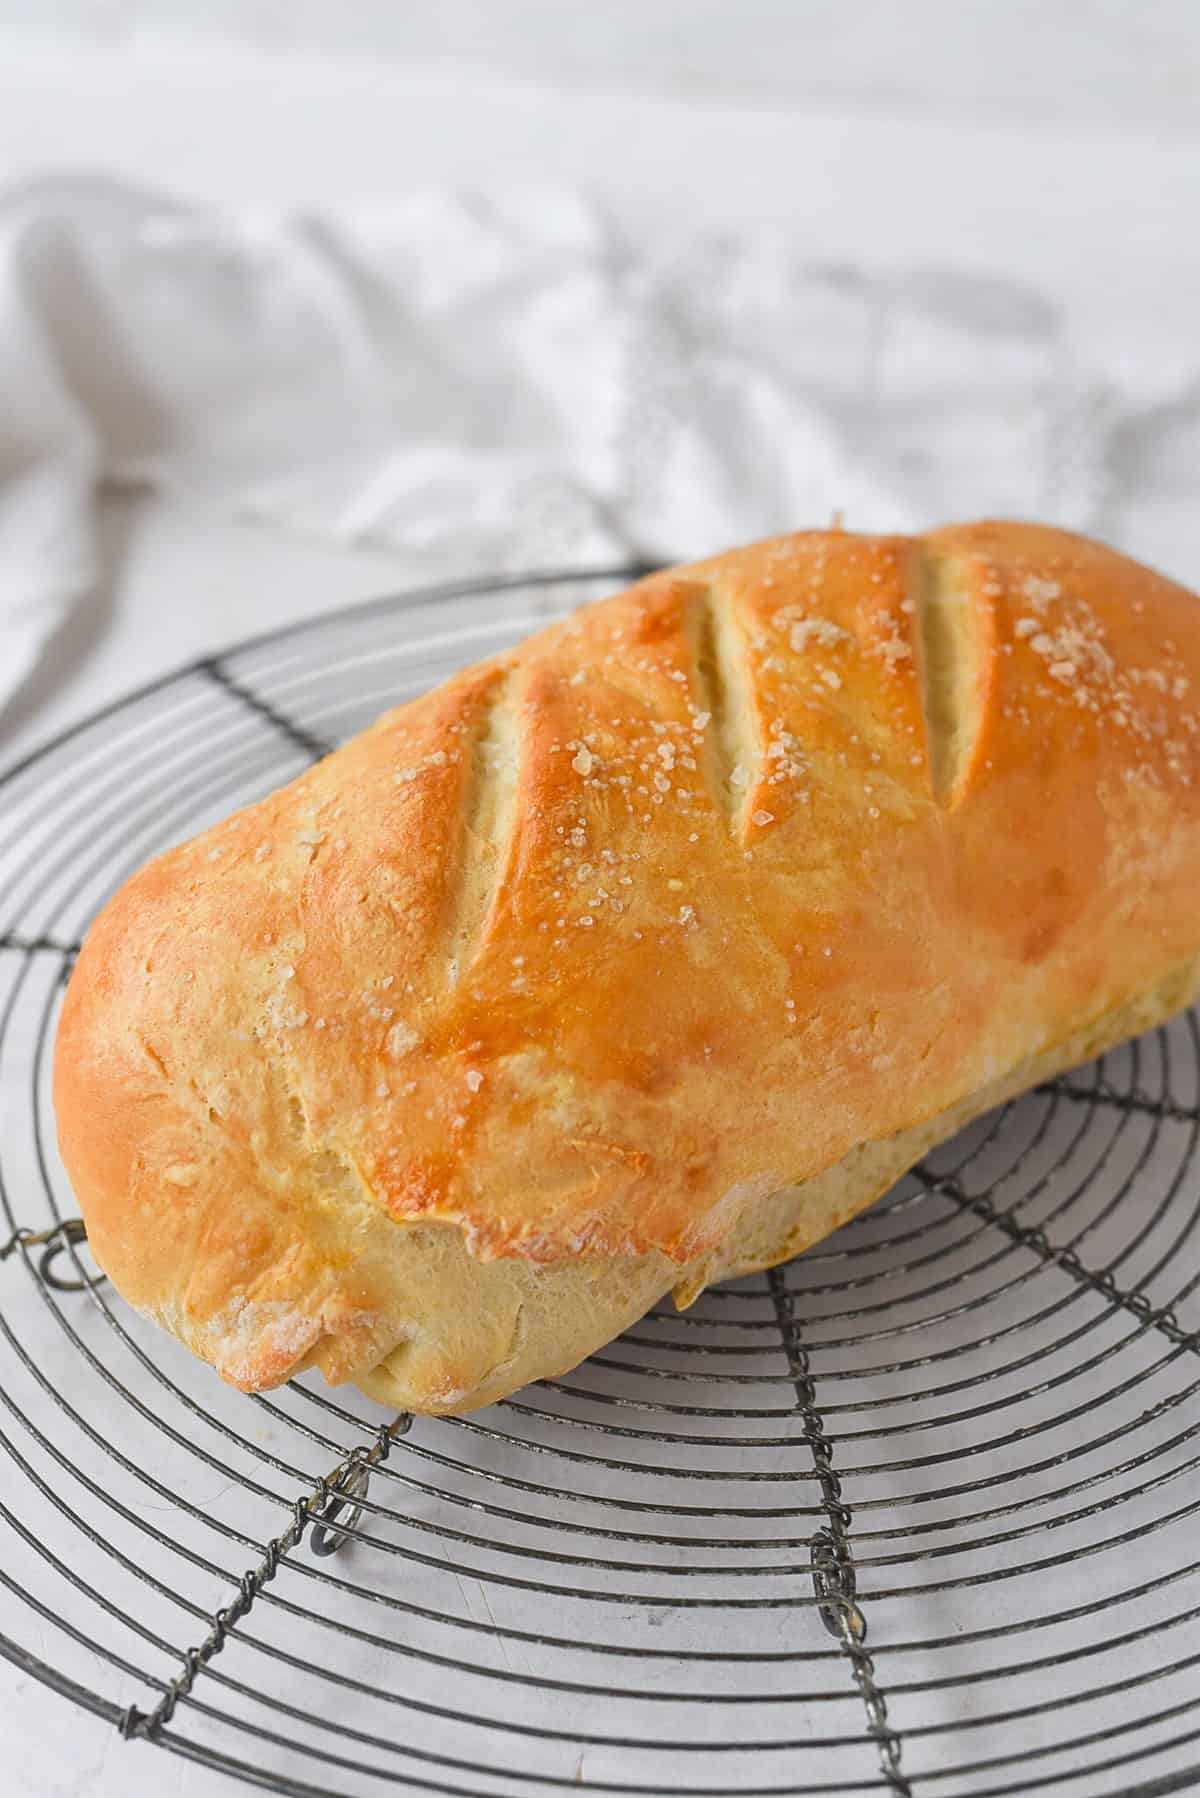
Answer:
[0, 1217, 101, 1291]
[768, 1266, 913, 1798]
[927, 1167, 1200, 1353]
[198, 659, 334, 762]
[120, 1417, 410, 1744]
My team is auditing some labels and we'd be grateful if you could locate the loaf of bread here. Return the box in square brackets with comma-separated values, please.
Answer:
[53, 523, 1200, 1413]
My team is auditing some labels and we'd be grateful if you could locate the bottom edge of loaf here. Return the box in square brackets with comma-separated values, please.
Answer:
[349, 954, 1200, 1415]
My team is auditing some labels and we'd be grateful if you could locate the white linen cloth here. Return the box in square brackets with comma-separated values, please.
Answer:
[0, 171, 1192, 719]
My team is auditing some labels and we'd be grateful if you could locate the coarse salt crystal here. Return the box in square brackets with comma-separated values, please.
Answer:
[572, 747, 595, 776]
[789, 617, 848, 653]
[752, 809, 774, 827]
[466, 1069, 483, 1093]
[386, 1022, 420, 1060]
[878, 635, 912, 667]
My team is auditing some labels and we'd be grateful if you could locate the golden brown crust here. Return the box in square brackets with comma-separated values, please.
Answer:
[53, 523, 1200, 1409]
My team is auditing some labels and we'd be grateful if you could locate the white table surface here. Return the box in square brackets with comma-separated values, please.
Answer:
[4, 32, 1200, 1798]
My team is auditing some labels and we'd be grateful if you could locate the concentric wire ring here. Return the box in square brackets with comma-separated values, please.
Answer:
[1, 567, 1199, 1798]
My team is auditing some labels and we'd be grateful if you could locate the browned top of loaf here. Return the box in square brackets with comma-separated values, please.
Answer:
[54, 523, 1200, 1385]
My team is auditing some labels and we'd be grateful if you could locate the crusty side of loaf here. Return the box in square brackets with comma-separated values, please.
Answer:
[53, 523, 1200, 1413]
[357, 952, 1200, 1412]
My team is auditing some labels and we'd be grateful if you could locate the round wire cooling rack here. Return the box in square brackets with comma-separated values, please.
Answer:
[3, 567, 1200, 1798]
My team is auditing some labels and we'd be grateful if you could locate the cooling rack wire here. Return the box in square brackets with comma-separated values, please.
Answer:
[3, 568, 1200, 1797]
